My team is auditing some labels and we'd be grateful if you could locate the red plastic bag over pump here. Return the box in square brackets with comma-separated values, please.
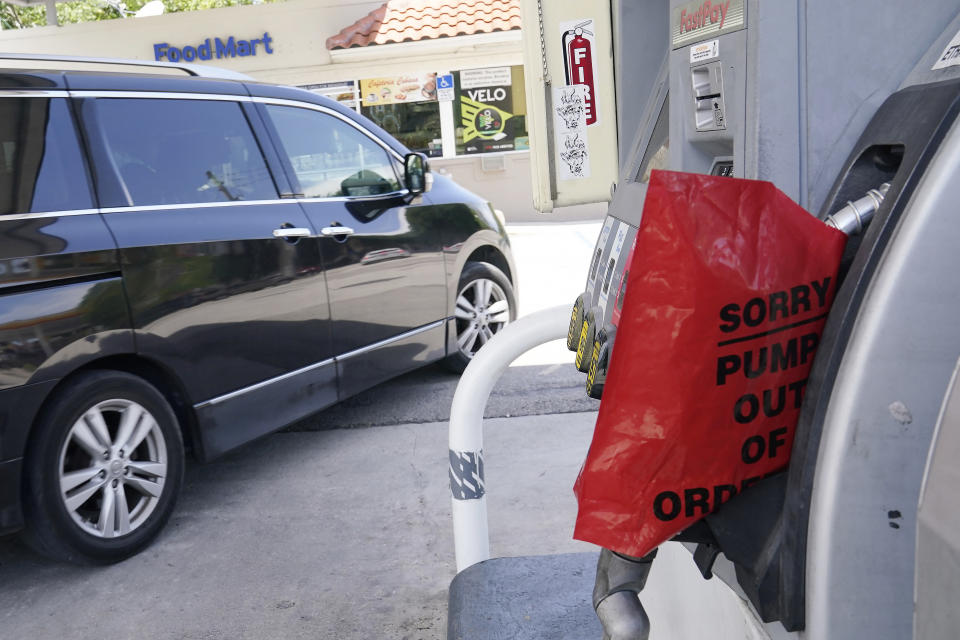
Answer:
[573, 171, 848, 558]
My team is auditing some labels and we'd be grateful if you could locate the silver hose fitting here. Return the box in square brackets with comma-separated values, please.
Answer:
[593, 548, 657, 640]
[824, 182, 891, 236]
[597, 591, 650, 640]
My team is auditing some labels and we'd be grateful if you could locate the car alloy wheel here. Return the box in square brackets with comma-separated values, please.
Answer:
[455, 279, 510, 358]
[23, 370, 183, 564]
[444, 261, 517, 373]
[59, 398, 168, 538]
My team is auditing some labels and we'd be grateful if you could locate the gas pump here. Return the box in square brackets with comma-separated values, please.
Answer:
[448, 0, 960, 638]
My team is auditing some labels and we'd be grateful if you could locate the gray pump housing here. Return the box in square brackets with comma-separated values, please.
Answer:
[573, 0, 960, 635]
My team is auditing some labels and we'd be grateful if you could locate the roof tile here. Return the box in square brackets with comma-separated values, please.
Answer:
[326, 0, 521, 50]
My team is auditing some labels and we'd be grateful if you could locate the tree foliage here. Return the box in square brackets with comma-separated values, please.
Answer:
[1, 0, 281, 30]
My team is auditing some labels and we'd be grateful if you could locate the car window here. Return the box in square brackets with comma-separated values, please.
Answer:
[95, 98, 277, 206]
[265, 105, 401, 198]
[0, 97, 94, 215]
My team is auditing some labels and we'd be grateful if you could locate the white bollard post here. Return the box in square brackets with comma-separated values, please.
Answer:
[448, 305, 572, 572]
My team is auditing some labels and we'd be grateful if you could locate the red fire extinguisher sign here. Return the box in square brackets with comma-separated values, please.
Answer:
[562, 19, 598, 126]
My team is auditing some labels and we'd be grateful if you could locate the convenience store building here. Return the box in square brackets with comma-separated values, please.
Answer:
[0, 0, 602, 220]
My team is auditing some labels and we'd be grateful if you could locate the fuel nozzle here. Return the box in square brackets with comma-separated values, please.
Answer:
[824, 183, 891, 235]
[593, 548, 657, 640]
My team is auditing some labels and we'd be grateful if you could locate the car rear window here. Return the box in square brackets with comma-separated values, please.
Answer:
[95, 98, 278, 206]
[0, 97, 94, 215]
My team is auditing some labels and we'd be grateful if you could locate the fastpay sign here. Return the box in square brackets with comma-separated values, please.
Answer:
[561, 19, 599, 126]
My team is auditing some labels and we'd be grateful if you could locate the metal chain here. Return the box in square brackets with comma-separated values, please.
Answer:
[536, 0, 551, 85]
[535, 0, 557, 200]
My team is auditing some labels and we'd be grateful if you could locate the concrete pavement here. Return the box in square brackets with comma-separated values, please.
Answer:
[507, 221, 602, 367]
[0, 412, 598, 640]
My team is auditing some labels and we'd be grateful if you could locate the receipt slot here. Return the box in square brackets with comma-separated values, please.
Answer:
[691, 61, 726, 131]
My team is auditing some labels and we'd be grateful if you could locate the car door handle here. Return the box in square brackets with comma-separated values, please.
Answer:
[272, 227, 312, 239]
[321, 226, 356, 237]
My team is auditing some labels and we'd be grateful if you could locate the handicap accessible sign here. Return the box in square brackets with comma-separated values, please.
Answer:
[437, 74, 455, 102]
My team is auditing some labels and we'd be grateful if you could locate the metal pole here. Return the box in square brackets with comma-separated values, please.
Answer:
[45, 0, 58, 26]
[449, 305, 571, 572]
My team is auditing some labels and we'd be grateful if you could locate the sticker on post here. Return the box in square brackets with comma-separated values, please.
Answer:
[554, 85, 591, 180]
[690, 39, 719, 63]
[449, 450, 485, 500]
[932, 30, 960, 70]
[713, 99, 725, 128]
[561, 19, 599, 126]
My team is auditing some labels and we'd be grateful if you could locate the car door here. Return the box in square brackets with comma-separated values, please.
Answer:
[0, 87, 126, 388]
[0, 81, 133, 490]
[258, 101, 447, 398]
[78, 94, 335, 457]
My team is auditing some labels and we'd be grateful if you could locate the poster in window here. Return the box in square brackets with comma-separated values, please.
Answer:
[458, 67, 520, 154]
[360, 74, 438, 106]
[299, 81, 358, 110]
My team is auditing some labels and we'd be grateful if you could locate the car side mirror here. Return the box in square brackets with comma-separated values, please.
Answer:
[404, 152, 432, 195]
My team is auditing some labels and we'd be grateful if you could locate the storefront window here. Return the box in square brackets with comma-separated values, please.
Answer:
[353, 66, 529, 158]
[361, 102, 442, 157]
[454, 65, 528, 155]
[359, 73, 442, 157]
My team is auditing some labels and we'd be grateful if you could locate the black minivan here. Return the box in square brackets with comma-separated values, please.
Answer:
[0, 56, 517, 563]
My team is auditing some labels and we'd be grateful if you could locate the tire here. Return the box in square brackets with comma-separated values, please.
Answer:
[567, 293, 584, 352]
[574, 310, 595, 373]
[22, 370, 184, 564]
[445, 262, 517, 373]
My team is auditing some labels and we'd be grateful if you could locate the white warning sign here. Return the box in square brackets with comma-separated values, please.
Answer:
[690, 39, 719, 63]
